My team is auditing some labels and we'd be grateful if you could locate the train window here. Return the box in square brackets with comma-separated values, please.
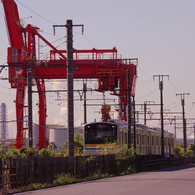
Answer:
[136, 134, 139, 145]
[84, 123, 117, 144]
[152, 136, 154, 146]
[171, 138, 174, 146]
[147, 135, 150, 146]
[119, 131, 122, 144]
[124, 133, 127, 144]
[141, 135, 145, 145]
[164, 138, 167, 146]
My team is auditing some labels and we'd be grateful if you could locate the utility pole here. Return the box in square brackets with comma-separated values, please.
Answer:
[133, 100, 136, 150]
[174, 115, 177, 145]
[143, 101, 155, 125]
[144, 103, 146, 125]
[176, 93, 189, 153]
[53, 20, 84, 157]
[66, 19, 74, 157]
[28, 68, 33, 148]
[194, 125, 195, 145]
[192, 103, 195, 145]
[127, 69, 131, 148]
[153, 75, 169, 157]
[83, 81, 87, 124]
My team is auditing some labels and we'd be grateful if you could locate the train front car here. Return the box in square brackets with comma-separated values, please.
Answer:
[83, 122, 118, 155]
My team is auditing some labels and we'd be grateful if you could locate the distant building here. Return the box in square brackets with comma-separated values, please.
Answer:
[31, 124, 83, 149]
[32, 124, 50, 146]
[49, 126, 82, 149]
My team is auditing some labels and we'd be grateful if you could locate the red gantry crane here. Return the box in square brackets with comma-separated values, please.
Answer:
[2, 0, 137, 150]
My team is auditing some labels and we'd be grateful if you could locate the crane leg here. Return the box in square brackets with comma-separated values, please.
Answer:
[15, 69, 26, 149]
[35, 78, 48, 150]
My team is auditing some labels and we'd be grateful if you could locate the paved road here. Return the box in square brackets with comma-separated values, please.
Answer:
[17, 165, 195, 195]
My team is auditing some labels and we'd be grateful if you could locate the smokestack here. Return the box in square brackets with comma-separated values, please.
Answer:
[1, 103, 7, 139]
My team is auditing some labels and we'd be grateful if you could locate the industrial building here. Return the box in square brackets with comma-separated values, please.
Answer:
[32, 124, 82, 149]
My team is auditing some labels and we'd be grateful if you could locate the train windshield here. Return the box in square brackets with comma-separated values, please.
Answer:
[84, 123, 117, 144]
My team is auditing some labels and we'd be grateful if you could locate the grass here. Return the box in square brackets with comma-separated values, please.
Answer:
[1, 168, 137, 194]
[54, 174, 78, 186]
[121, 165, 136, 175]
[19, 183, 46, 192]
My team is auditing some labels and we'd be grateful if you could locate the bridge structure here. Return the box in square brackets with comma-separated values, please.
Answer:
[1, 0, 137, 150]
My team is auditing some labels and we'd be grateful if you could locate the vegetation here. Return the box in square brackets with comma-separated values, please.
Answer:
[48, 142, 57, 151]
[22, 183, 46, 191]
[58, 132, 84, 157]
[174, 142, 195, 157]
[1, 138, 195, 160]
[121, 165, 136, 175]
[0, 133, 84, 159]
[96, 142, 136, 160]
[174, 143, 184, 157]
[54, 174, 78, 186]
[85, 172, 114, 180]
[2, 141, 195, 194]
[15, 171, 119, 193]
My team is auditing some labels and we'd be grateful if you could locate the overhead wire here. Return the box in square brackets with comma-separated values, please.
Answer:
[136, 88, 158, 102]
[137, 65, 152, 79]
[4, 1, 192, 125]
[0, 52, 6, 57]
[0, 1, 134, 125]
[16, 0, 54, 25]
[168, 80, 181, 93]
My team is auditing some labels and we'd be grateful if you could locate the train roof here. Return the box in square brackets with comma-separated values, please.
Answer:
[83, 119, 174, 135]
[111, 119, 174, 135]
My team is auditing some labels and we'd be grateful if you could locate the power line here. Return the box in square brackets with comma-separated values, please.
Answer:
[16, 0, 54, 24]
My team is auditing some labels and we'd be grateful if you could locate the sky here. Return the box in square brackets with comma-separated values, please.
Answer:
[0, 0, 195, 139]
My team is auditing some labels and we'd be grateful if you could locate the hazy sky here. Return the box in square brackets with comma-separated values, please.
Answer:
[0, 0, 195, 139]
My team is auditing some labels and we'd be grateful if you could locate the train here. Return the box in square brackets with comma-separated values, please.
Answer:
[83, 119, 175, 156]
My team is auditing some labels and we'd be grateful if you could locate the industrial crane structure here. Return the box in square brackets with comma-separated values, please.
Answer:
[2, 0, 137, 150]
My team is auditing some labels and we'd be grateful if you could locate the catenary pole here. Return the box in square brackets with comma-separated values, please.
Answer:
[28, 68, 33, 148]
[176, 93, 189, 153]
[53, 20, 84, 157]
[153, 75, 169, 157]
[127, 69, 131, 148]
[66, 19, 74, 157]
[83, 82, 87, 124]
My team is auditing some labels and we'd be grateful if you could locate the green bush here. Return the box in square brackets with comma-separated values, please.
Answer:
[121, 165, 136, 175]
[59, 133, 83, 157]
[5, 147, 20, 159]
[54, 174, 78, 186]
[38, 148, 56, 158]
[74, 133, 83, 156]
[30, 183, 46, 190]
[86, 172, 112, 180]
[19, 183, 46, 192]
[20, 146, 35, 158]
[96, 142, 135, 160]
[175, 143, 184, 157]
[48, 142, 57, 151]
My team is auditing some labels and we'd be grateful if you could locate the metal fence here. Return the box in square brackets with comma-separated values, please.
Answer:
[0, 155, 195, 189]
